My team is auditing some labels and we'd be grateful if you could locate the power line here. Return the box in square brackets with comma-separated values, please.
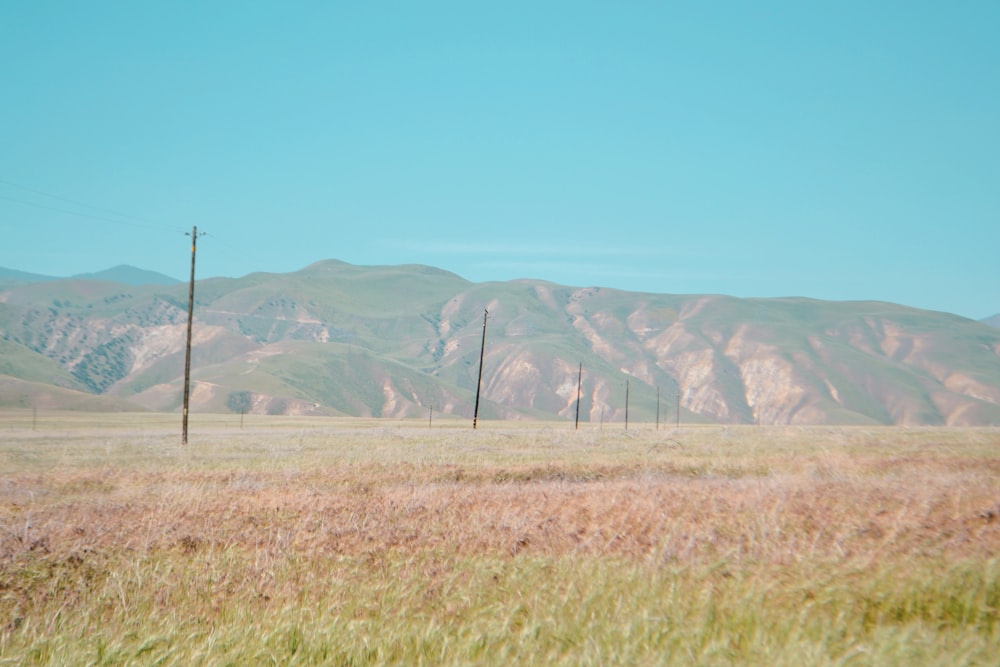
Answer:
[0, 178, 186, 233]
[0, 180, 278, 278]
[200, 231, 256, 267]
[0, 194, 183, 234]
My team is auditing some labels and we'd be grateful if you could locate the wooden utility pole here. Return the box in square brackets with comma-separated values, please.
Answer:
[472, 308, 488, 429]
[625, 379, 630, 431]
[656, 385, 660, 431]
[574, 362, 583, 430]
[676, 389, 681, 428]
[181, 226, 202, 445]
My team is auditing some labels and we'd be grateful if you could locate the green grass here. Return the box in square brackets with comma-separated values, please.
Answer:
[4, 551, 997, 666]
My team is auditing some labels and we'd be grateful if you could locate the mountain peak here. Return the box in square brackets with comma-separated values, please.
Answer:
[71, 265, 181, 286]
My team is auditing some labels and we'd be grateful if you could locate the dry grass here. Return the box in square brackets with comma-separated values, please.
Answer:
[1, 412, 999, 665]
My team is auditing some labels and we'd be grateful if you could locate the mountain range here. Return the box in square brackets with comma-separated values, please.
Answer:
[1, 260, 999, 425]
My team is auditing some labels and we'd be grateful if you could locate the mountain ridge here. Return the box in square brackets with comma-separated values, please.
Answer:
[1, 259, 998, 425]
[0, 264, 180, 286]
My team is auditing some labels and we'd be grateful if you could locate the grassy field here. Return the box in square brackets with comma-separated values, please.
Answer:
[1, 411, 998, 665]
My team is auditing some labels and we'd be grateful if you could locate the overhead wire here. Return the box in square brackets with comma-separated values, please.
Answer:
[0, 178, 188, 234]
[0, 193, 192, 235]
[199, 231, 252, 272]
[0, 177, 290, 279]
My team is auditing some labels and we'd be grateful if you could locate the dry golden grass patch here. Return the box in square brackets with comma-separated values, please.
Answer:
[3, 462, 997, 566]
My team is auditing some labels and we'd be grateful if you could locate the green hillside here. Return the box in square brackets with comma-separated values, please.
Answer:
[1, 260, 998, 425]
[0, 338, 82, 386]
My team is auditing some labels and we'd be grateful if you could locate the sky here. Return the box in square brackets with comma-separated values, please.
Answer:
[1, 2, 997, 319]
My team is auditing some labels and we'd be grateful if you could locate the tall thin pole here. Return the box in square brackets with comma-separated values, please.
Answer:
[676, 389, 681, 428]
[182, 226, 199, 445]
[625, 379, 630, 431]
[656, 385, 660, 431]
[472, 308, 488, 429]
[574, 362, 583, 430]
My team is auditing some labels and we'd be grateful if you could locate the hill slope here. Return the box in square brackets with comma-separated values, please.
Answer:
[1, 259, 999, 425]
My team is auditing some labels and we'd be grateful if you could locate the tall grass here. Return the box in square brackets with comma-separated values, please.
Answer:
[1, 413, 998, 665]
[4, 549, 998, 665]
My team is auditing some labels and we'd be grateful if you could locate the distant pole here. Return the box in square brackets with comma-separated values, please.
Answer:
[625, 379, 630, 431]
[182, 225, 203, 445]
[676, 389, 681, 428]
[33, 407, 37, 431]
[429, 404, 433, 429]
[240, 409, 245, 429]
[574, 362, 583, 430]
[472, 308, 488, 429]
[656, 385, 660, 431]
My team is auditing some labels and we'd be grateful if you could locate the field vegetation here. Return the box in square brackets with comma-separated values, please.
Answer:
[1, 411, 998, 665]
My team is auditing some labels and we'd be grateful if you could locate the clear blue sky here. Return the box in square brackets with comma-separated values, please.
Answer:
[1, 2, 997, 319]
